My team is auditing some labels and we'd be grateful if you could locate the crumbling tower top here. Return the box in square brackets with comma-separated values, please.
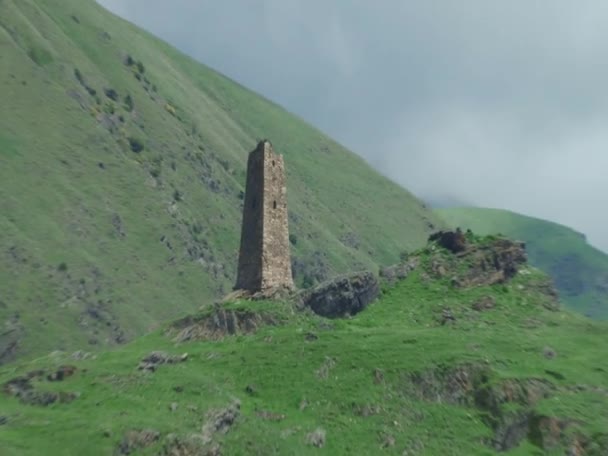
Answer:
[235, 140, 294, 292]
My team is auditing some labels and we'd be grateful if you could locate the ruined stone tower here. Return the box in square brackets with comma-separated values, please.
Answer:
[235, 140, 294, 292]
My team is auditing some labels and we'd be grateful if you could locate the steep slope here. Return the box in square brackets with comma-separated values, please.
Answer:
[1, 234, 607, 455]
[0, 0, 442, 363]
[437, 207, 608, 319]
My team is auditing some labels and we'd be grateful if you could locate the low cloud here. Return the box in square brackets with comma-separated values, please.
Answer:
[98, 0, 608, 251]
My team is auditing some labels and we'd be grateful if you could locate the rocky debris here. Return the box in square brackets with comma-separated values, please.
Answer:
[304, 332, 318, 341]
[543, 346, 557, 360]
[137, 351, 188, 372]
[3, 373, 79, 406]
[255, 410, 286, 421]
[406, 363, 559, 451]
[379, 258, 419, 286]
[223, 286, 295, 302]
[71, 350, 95, 361]
[438, 308, 456, 325]
[472, 296, 497, 311]
[352, 403, 381, 417]
[170, 402, 178, 412]
[425, 233, 530, 288]
[315, 356, 337, 380]
[47, 365, 77, 381]
[373, 368, 385, 385]
[116, 429, 160, 455]
[160, 434, 220, 456]
[201, 400, 241, 444]
[299, 271, 380, 318]
[429, 229, 468, 253]
[168, 307, 279, 342]
[380, 434, 396, 448]
[305, 428, 326, 448]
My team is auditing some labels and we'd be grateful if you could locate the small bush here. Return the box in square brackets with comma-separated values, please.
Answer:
[123, 94, 134, 112]
[103, 102, 115, 115]
[173, 189, 183, 202]
[27, 46, 53, 66]
[74, 68, 85, 85]
[104, 88, 119, 101]
[289, 234, 298, 246]
[136, 61, 145, 74]
[57, 262, 68, 272]
[86, 86, 97, 97]
[123, 55, 134, 66]
[128, 137, 144, 153]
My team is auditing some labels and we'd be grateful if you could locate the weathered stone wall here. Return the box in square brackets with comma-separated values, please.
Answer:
[235, 140, 294, 292]
[234, 144, 264, 290]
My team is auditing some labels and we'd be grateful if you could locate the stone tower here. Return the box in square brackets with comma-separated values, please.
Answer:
[235, 140, 294, 292]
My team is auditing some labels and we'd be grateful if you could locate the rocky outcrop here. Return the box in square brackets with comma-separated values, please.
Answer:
[116, 429, 160, 455]
[299, 271, 380, 318]
[379, 258, 419, 286]
[167, 307, 280, 342]
[403, 363, 596, 452]
[426, 231, 529, 288]
[429, 229, 468, 253]
[3, 370, 79, 406]
[138, 351, 188, 372]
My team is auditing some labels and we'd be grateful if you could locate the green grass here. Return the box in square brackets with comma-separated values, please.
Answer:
[0, 0, 444, 362]
[437, 207, 608, 319]
[1, 240, 607, 455]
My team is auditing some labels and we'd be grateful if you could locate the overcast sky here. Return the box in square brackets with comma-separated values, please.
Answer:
[97, 0, 608, 252]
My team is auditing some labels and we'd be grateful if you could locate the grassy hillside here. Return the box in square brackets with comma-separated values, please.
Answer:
[437, 208, 608, 319]
[1, 235, 607, 455]
[0, 0, 443, 363]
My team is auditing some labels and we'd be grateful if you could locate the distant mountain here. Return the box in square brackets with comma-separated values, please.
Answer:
[0, 0, 443, 362]
[437, 207, 608, 319]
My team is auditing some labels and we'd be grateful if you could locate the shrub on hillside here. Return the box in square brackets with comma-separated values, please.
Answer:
[128, 137, 145, 153]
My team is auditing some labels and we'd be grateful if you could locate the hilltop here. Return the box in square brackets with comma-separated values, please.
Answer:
[0, 0, 442, 362]
[1, 232, 607, 455]
[437, 208, 608, 319]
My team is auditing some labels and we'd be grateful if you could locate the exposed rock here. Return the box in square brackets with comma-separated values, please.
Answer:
[305, 428, 326, 448]
[379, 258, 419, 286]
[543, 346, 557, 360]
[472, 296, 496, 311]
[426, 234, 530, 289]
[315, 356, 336, 380]
[373, 368, 385, 385]
[3, 375, 79, 406]
[160, 434, 220, 456]
[352, 403, 381, 417]
[170, 402, 178, 412]
[168, 307, 279, 342]
[299, 271, 380, 318]
[138, 351, 188, 372]
[429, 229, 468, 253]
[115, 429, 160, 455]
[406, 363, 556, 451]
[47, 365, 77, 382]
[255, 410, 286, 421]
[201, 400, 241, 444]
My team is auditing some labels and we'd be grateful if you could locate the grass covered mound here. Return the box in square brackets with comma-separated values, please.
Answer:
[1, 234, 607, 455]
